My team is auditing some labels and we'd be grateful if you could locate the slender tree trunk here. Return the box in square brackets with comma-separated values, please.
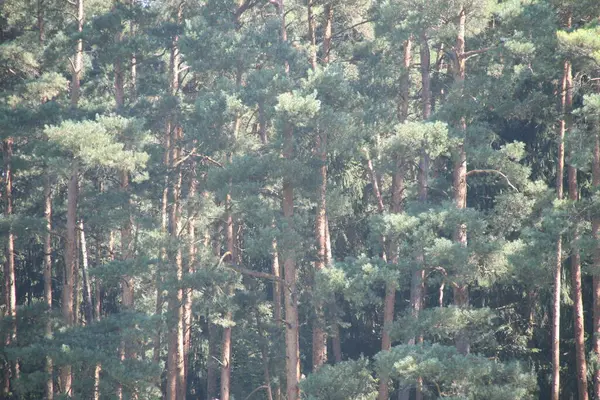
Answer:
[181, 157, 197, 398]
[380, 38, 411, 400]
[61, 167, 78, 395]
[167, 126, 185, 400]
[220, 192, 235, 400]
[307, 0, 317, 70]
[3, 137, 18, 395]
[79, 221, 93, 324]
[166, 4, 185, 397]
[411, 30, 431, 400]
[569, 162, 588, 400]
[273, 1, 301, 398]
[61, 0, 83, 392]
[309, 0, 327, 369]
[44, 176, 54, 400]
[593, 129, 600, 400]
[322, 4, 333, 64]
[452, 7, 470, 357]
[206, 320, 219, 399]
[257, 314, 274, 400]
[552, 11, 571, 398]
[564, 48, 588, 398]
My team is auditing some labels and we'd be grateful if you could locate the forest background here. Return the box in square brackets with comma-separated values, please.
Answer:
[1, 0, 600, 399]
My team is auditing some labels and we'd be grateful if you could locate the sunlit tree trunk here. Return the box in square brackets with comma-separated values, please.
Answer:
[3, 137, 18, 395]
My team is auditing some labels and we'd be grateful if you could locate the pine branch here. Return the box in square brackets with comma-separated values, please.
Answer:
[466, 169, 518, 191]
[462, 46, 494, 60]
[244, 385, 270, 400]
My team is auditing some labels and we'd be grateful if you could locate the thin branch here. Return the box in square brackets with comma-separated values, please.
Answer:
[462, 46, 494, 60]
[227, 263, 284, 283]
[330, 19, 375, 40]
[244, 385, 270, 400]
[466, 169, 518, 191]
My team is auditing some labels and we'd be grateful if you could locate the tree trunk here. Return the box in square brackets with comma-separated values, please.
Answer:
[257, 314, 274, 400]
[307, 0, 317, 70]
[44, 176, 53, 400]
[411, 30, 432, 400]
[322, 4, 333, 64]
[569, 162, 588, 400]
[593, 126, 600, 400]
[273, 1, 301, 398]
[79, 221, 93, 324]
[220, 192, 235, 400]
[3, 138, 18, 396]
[207, 319, 219, 400]
[552, 10, 571, 398]
[380, 38, 411, 400]
[181, 156, 197, 399]
[61, 0, 83, 392]
[166, 4, 185, 396]
[167, 125, 185, 400]
[564, 44, 587, 397]
[60, 166, 78, 395]
[452, 7, 469, 357]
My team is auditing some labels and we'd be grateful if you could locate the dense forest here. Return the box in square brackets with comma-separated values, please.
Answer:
[1, 0, 600, 398]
